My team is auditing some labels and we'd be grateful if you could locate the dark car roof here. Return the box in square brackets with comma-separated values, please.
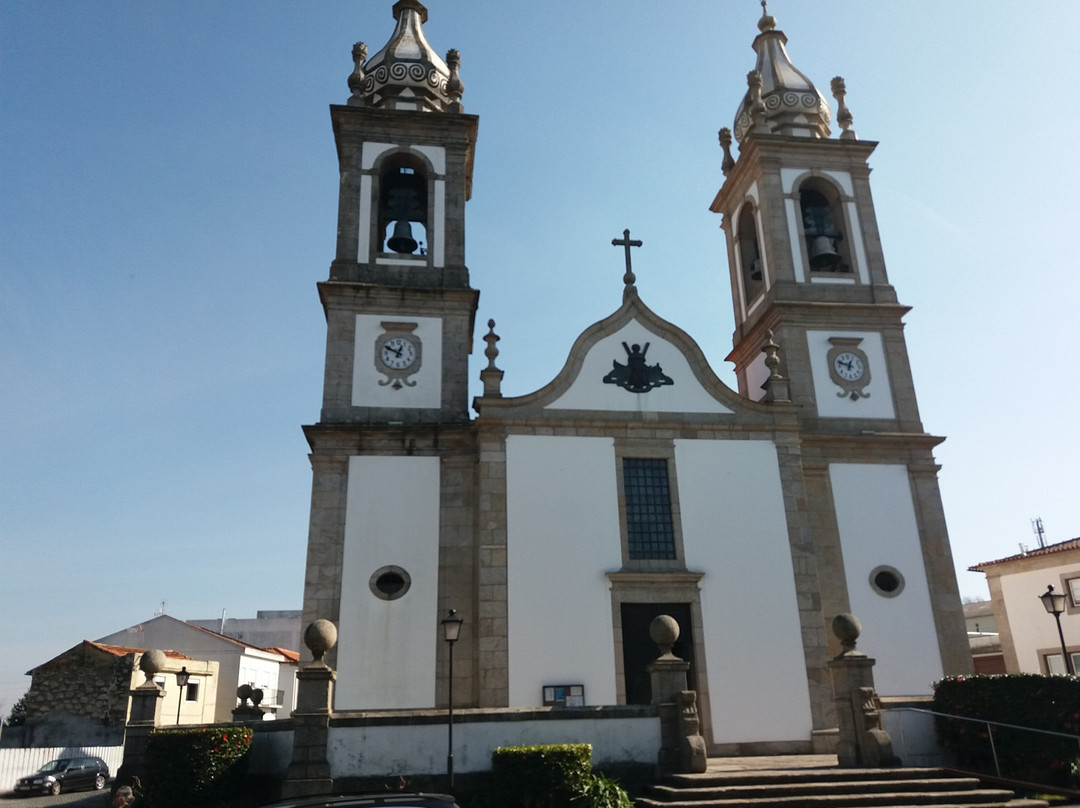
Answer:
[259, 794, 458, 808]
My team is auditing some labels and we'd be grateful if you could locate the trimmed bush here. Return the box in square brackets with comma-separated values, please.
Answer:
[491, 744, 632, 808]
[933, 674, 1080, 786]
[144, 725, 252, 808]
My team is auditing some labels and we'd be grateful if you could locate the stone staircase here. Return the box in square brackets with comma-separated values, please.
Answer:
[636, 766, 1050, 808]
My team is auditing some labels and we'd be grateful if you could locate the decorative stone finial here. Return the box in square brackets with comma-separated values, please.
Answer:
[139, 649, 166, 687]
[758, 0, 776, 32]
[832, 613, 864, 657]
[831, 76, 857, 140]
[718, 128, 736, 175]
[480, 319, 504, 397]
[747, 70, 768, 133]
[650, 614, 681, 659]
[760, 330, 791, 403]
[304, 619, 339, 666]
[347, 42, 368, 106]
[445, 49, 465, 113]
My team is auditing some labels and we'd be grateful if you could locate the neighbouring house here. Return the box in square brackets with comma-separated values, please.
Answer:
[963, 600, 1005, 674]
[19, 642, 216, 746]
[96, 614, 297, 721]
[188, 610, 301, 654]
[970, 537, 1080, 674]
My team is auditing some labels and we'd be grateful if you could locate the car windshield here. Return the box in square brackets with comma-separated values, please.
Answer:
[39, 759, 71, 772]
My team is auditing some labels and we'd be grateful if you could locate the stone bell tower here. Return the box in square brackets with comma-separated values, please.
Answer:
[301, 0, 480, 710]
[710, 7, 970, 677]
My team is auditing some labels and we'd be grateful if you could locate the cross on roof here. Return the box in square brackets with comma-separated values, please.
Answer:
[612, 228, 642, 299]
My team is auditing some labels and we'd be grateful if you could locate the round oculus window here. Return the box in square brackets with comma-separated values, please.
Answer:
[369, 565, 412, 601]
[869, 565, 905, 598]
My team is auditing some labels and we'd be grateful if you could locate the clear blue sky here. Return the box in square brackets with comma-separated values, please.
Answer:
[3, 1, 1079, 714]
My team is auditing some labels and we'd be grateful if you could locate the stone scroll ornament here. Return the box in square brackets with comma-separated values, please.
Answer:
[603, 341, 673, 393]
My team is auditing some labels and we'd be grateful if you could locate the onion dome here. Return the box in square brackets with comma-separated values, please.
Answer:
[732, 7, 831, 143]
[353, 0, 457, 112]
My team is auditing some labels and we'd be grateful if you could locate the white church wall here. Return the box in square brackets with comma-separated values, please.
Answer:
[546, 321, 733, 414]
[806, 330, 895, 419]
[997, 562, 1080, 673]
[327, 711, 659, 777]
[675, 439, 814, 743]
[505, 435, 623, 707]
[336, 455, 441, 709]
[352, 314, 443, 409]
[830, 463, 944, 695]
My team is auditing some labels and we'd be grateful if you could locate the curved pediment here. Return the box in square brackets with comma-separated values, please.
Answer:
[476, 294, 767, 418]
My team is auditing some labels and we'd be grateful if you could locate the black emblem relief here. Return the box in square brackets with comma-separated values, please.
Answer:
[603, 342, 674, 393]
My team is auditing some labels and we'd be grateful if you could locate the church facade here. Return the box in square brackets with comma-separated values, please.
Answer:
[299, 0, 970, 753]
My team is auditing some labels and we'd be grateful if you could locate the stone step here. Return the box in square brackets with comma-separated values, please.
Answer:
[636, 789, 1023, 808]
[636, 766, 1049, 808]
[647, 778, 992, 801]
[665, 768, 961, 788]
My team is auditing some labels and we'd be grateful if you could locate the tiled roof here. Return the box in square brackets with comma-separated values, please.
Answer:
[970, 537, 1080, 571]
[264, 647, 300, 662]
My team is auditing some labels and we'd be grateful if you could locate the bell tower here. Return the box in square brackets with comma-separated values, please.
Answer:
[301, 0, 480, 710]
[711, 8, 970, 676]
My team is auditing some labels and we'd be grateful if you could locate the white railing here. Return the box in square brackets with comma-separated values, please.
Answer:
[0, 745, 124, 793]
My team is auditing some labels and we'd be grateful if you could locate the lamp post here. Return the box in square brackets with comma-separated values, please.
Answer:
[441, 609, 463, 791]
[1039, 585, 1074, 675]
[174, 666, 190, 724]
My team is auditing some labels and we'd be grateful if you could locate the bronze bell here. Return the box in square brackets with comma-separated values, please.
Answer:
[808, 235, 841, 270]
[387, 220, 418, 254]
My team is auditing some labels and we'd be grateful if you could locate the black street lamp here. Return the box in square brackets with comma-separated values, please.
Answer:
[1039, 585, 1074, 675]
[441, 609, 463, 791]
[175, 666, 190, 724]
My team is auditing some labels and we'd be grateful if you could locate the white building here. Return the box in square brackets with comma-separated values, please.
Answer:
[971, 537, 1080, 674]
[97, 615, 296, 722]
[298, 0, 971, 754]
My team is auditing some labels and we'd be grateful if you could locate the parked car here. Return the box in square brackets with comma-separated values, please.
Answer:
[258, 794, 459, 808]
[13, 756, 109, 796]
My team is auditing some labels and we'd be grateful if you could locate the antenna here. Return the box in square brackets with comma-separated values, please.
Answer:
[1032, 517, 1046, 549]
[154, 600, 165, 617]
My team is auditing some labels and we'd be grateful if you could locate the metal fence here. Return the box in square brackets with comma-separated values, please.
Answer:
[887, 706, 1080, 791]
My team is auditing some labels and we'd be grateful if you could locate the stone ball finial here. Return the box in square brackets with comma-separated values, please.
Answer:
[832, 612, 863, 656]
[139, 649, 166, 686]
[650, 614, 680, 658]
[304, 618, 338, 665]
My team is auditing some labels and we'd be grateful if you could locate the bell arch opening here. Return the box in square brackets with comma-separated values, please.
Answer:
[798, 178, 852, 274]
[377, 153, 430, 256]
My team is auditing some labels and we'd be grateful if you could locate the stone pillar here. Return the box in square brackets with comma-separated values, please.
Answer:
[282, 619, 338, 798]
[828, 614, 895, 767]
[646, 615, 707, 774]
[232, 684, 266, 722]
[117, 650, 167, 789]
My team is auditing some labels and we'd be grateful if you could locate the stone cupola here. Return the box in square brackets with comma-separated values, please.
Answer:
[732, 5, 831, 142]
[350, 0, 460, 112]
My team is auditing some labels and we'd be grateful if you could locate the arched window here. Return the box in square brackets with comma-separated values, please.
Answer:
[378, 154, 429, 255]
[799, 179, 851, 273]
[736, 202, 764, 302]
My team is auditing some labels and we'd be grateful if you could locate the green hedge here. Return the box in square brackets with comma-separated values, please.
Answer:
[491, 744, 631, 808]
[143, 726, 252, 808]
[932, 674, 1080, 786]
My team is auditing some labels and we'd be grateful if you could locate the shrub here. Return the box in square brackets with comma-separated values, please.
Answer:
[491, 744, 632, 808]
[143, 726, 252, 808]
[933, 674, 1080, 786]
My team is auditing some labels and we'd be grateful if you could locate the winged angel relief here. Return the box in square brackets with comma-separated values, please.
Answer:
[602, 342, 674, 393]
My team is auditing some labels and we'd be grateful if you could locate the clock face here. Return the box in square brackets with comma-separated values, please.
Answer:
[379, 336, 417, 370]
[833, 351, 864, 382]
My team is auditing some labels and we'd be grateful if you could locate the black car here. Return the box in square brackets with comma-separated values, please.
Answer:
[258, 794, 459, 808]
[13, 756, 109, 796]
